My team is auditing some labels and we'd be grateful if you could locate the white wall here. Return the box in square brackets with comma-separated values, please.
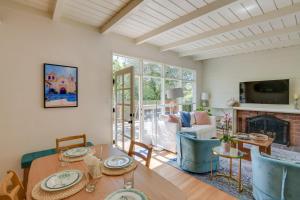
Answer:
[202, 45, 300, 109]
[0, 1, 201, 178]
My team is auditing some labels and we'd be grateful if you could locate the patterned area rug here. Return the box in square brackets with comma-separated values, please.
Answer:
[167, 146, 300, 200]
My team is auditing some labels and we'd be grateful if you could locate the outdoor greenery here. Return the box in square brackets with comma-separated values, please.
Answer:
[113, 55, 195, 108]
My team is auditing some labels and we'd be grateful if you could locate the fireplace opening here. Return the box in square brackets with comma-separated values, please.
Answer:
[246, 115, 290, 146]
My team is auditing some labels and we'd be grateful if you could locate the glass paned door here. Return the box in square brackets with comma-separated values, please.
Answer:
[114, 67, 135, 151]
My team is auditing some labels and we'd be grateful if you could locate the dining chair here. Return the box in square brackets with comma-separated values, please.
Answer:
[0, 170, 25, 200]
[56, 134, 87, 152]
[128, 140, 153, 167]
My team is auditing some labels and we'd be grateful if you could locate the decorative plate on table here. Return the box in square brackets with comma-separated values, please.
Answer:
[104, 155, 133, 169]
[63, 147, 90, 158]
[40, 170, 83, 192]
[104, 189, 148, 200]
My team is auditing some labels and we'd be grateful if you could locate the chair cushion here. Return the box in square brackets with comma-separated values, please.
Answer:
[180, 111, 191, 127]
[21, 141, 94, 169]
[194, 111, 210, 125]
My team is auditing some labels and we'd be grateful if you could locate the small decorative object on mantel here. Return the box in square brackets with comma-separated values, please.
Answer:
[226, 98, 240, 107]
[220, 113, 234, 152]
[294, 94, 299, 110]
[44, 63, 78, 108]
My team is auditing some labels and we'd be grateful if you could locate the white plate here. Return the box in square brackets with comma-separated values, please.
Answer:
[63, 147, 89, 158]
[40, 170, 83, 192]
[104, 189, 148, 200]
[104, 155, 132, 169]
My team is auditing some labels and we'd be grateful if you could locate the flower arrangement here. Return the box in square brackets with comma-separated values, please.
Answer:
[221, 112, 232, 134]
[219, 112, 234, 152]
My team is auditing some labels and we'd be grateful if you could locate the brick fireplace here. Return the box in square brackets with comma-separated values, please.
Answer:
[236, 110, 300, 146]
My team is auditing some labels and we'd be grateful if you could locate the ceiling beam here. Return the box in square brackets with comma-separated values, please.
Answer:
[135, 0, 237, 45]
[100, 0, 144, 34]
[180, 24, 300, 57]
[161, 3, 300, 52]
[52, 0, 65, 21]
[194, 38, 300, 61]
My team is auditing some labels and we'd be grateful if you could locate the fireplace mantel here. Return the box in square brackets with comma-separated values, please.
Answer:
[233, 107, 300, 115]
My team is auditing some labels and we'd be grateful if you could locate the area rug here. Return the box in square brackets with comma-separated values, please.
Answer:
[167, 147, 300, 200]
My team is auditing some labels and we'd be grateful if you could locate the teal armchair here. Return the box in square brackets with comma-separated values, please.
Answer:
[176, 132, 220, 173]
[251, 148, 300, 200]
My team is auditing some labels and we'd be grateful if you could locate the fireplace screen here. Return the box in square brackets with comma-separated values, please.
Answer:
[246, 115, 290, 145]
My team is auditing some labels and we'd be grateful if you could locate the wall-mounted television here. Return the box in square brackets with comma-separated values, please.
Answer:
[240, 79, 289, 104]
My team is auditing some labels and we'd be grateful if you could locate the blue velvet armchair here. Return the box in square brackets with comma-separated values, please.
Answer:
[251, 148, 300, 200]
[176, 132, 220, 173]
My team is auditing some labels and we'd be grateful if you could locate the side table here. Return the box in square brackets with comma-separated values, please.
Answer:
[210, 146, 245, 192]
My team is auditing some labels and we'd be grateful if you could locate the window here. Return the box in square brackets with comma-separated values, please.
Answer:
[112, 53, 197, 140]
[165, 65, 180, 79]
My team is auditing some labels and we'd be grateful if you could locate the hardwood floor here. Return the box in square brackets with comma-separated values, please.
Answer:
[148, 150, 236, 200]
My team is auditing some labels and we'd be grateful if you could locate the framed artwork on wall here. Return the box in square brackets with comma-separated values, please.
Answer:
[44, 63, 78, 108]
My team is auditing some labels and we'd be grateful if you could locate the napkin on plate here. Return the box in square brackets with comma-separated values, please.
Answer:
[83, 154, 102, 179]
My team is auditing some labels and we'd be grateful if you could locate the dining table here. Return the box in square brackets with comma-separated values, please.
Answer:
[26, 144, 187, 200]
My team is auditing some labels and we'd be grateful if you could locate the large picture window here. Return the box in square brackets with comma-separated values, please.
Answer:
[112, 54, 197, 140]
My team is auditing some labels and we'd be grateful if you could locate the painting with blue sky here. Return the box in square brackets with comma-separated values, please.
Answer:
[44, 63, 78, 108]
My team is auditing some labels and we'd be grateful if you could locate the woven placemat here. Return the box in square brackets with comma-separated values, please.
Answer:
[31, 176, 87, 200]
[61, 148, 96, 162]
[102, 161, 138, 176]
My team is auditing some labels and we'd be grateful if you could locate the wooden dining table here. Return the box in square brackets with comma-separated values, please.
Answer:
[26, 144, 187, 200]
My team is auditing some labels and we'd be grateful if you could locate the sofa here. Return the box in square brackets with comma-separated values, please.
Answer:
[251, 148, 300, 200]
[156, 113, 216, 153]
[176, 131, 220, 173]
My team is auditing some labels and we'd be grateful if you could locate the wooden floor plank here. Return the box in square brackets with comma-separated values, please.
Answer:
[148, 150, 236, 200]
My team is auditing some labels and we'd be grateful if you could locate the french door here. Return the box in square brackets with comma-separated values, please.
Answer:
[113, 67, 135, 151]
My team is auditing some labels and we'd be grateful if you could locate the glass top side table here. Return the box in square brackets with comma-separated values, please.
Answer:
[211, 146, 245, 193]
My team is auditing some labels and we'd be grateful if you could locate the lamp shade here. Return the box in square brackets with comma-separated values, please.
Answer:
[167, 88, 183, 99]
[201, 92, 209, 100]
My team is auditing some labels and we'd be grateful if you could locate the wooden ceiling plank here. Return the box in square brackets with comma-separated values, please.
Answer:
[161, 3, 300, 51]
[135, 0, 238, 44]
[194, 37, 300, 60]
[99, 0, 144, 34]
[183, 24, 300, 56]
[52, 0, 65, 21]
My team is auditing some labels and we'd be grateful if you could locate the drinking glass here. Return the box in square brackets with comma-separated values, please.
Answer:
[58, 150, 67, 168]
[85, 172, 97, 193]
[123, 171, 134, 189]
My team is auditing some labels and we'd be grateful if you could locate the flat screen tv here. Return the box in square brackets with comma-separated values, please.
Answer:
[240, 79, 289, 104]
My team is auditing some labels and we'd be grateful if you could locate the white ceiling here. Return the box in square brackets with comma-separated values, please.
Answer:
[11, 0, 300, 61]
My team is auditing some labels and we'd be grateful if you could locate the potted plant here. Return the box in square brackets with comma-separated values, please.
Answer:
[220, 113, 233, 152]
[196, 105, 212, 116]
[220, 134, 234, 152]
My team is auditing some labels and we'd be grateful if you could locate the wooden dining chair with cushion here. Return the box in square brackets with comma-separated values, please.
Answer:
[128, 140, 153, 167]
[0, 170, 25, 200]
[56, 134, 87, 152]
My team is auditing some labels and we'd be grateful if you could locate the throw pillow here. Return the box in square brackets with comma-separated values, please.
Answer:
[180, 111, 191, 127]
[195, 111, 211, 125]
[168, 114, 180, 124]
